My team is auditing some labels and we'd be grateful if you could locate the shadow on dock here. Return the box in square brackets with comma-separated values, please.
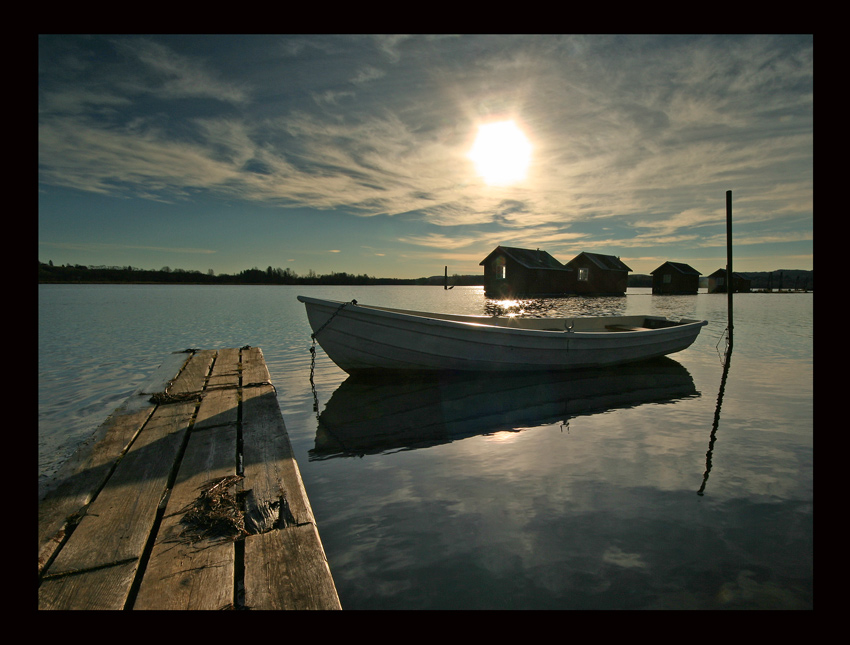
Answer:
[38, 347, 340, 610]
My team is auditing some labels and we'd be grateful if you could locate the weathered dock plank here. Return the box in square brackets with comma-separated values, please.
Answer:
[39, 400, 198, 609]
[133, 349, 240, 610]
[37, 351, 194, 575]
[132, 422, 238, 610]
[39, 560, 140, 611]
[245, 523, 342, 610]
[38, 347, 340, 610]
[242, 383, 315, 530]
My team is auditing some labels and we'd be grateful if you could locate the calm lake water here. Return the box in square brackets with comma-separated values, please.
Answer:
[38, 284, 813, 609]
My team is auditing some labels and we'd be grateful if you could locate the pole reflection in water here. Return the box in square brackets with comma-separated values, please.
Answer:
[700, 190, 735, 496]
[697, 329, 733, 496]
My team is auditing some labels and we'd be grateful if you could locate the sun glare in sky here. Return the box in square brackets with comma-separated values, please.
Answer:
[468, 120, 532, 186]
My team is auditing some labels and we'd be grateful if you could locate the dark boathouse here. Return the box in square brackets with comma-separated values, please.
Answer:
[563, 252, 631, 296]
[480, 246, 573, 298]
[651, 261, 701, 295]
[708, 268, 751, 293]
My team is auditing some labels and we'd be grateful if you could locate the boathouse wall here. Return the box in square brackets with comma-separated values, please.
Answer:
[708, 268, 751, 293]
[651, 261, 701, 295]
[564, 252, 631, 296]
[480, 246, 572, 298]
[480, 247, 632, 297]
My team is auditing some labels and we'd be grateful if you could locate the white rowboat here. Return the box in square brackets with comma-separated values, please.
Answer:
[297, 295, 708, 374]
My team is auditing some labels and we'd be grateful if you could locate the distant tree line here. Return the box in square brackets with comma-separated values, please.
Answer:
[37, 261, 812, 290]
[739, 270, 813, 291]
[37, 261, 484, 286]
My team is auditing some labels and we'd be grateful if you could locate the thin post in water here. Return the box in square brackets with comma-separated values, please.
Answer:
[726, 190, 733, 348]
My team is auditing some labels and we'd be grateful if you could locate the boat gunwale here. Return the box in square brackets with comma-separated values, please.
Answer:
[296, 295, 708, 338]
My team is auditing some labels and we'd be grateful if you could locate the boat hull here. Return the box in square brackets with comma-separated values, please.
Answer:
[297, 296, 708, 374]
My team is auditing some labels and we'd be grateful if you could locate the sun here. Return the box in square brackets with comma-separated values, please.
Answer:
[468, 120, 532, 186]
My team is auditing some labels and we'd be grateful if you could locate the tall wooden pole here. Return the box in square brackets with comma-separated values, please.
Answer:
[726, 190, 733, 348]
[444, 266, 448, 290]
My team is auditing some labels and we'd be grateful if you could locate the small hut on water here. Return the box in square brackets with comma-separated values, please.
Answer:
[651, 261, 701, 295]
[479, 246, 572, 298]
[479, 246, 631, 298]
[564, 252, 631, 296]
[708, 268, 751, 293]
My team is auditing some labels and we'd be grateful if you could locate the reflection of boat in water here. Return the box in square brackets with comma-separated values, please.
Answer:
[310, 357, 698, 460]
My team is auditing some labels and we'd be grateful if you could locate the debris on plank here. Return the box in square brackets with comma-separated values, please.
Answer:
[172, 476, 248, 543]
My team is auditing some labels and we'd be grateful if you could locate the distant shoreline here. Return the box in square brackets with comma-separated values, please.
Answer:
[38, 261, 812, 291]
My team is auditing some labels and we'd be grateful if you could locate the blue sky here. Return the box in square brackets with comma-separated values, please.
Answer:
[38, 35, 813, 278]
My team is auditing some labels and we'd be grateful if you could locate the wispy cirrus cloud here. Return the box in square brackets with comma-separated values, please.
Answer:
[38, 35, 812, 274]
[38, 117, 244, 199]
[110, 37, 251, 104]
[39, 241, 217, 254]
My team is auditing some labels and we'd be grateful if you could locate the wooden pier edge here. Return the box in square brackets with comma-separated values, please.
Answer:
[38, 347, 341, 610]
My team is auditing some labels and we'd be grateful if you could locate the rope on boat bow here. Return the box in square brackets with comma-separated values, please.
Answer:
[309, 299, 357, 412]
[310, 299, 357, 342]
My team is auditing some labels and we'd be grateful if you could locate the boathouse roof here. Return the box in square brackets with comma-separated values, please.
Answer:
[708, 268, 749, 279]
[566, 252, 632, 272]
[480, 246, 570, 271]
[651, 261, 701, 276]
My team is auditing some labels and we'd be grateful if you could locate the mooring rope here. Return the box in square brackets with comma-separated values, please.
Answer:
[715, 326, 731, 366]
[309, 299, 357, 412]
[310, 299, 357, 342]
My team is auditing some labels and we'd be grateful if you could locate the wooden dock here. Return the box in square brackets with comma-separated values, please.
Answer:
[38, 347, 341, 610]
